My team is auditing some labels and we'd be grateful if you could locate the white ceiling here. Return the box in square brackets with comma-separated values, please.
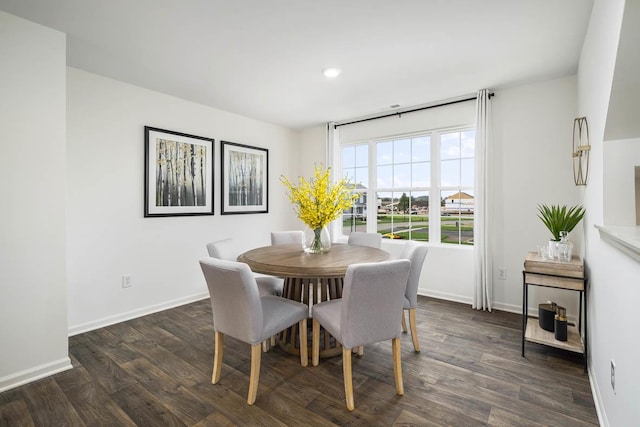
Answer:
[0, 0, 594, 130]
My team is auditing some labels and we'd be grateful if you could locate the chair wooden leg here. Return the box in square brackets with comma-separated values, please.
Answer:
[312, 319, 320, 366]
[392, 337, 404, 396]
[356, 346, 363, 357]
[343, 346, 355, 411]
[299, 318, 308, 367]
[409, 308, 420, 352]
[247, 344, 262, 405]
[401, 310, 408, 333]
[270, 334, 277, 347]
[262, 340, 269, 352]
[212, 332, 224, 384]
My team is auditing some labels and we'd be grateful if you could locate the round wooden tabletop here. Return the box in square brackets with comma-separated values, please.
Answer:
[238, 243, 391, 278]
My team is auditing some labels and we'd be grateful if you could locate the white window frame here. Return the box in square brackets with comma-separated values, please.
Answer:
[337, 125, 475, 245]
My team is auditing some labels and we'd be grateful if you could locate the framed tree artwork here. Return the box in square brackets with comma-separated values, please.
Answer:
[221, 141, 268, 214]
[144, 126, 214, 217]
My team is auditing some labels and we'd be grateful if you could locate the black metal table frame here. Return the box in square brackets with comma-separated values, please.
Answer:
[521, 270, 588, 373]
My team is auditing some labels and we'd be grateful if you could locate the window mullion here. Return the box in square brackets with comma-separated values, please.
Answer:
[367, 140, 376, 233]
[431, 131, 441, 244]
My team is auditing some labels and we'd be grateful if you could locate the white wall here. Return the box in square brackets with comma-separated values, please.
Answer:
[337, 101, 476, 143]
[383, 242, 474, 304]
[299, 125, 327, 172]
[0, 12, 70, 391]
[578, 0, 640, 425]
[491, 76, 583, 316]
[66, 67, 300, 334]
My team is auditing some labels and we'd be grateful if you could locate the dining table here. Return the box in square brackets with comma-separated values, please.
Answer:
[238, 243, 391, 358]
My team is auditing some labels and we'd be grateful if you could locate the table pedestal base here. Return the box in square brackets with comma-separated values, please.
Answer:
[279, 276, 343, 358]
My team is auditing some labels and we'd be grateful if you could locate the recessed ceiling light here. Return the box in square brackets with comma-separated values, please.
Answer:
[323, 67, 341, 78]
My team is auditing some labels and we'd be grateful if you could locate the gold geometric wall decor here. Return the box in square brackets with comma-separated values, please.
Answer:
[572, 117, 590, 186]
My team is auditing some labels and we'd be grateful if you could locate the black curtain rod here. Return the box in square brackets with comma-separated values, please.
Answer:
[334, 92, 494, 128]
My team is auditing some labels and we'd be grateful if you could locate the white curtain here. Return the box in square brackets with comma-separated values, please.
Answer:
[473, 89, 493, 311]
[326, 122, 340, 240]
[326, 122, 337, 169]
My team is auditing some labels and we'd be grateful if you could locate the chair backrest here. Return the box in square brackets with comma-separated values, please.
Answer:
[347, 232, 382, 249]
[397, 241, 428, 307]
[340, 259, 411, 348]
[199, 257, 263, 343]
[271, 230, 304, 246]
[206, 238, 238, 261]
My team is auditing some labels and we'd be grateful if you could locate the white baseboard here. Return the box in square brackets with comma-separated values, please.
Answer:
[68, 291, 210, 336]
[421, 293, 531, 316]
[491, 301, 522, 314]
[419, 289, 472, 305]
[0, 357, 72, 393]
[418, 290, 523, 313]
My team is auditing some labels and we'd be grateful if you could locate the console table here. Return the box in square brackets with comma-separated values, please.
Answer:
[522, 252, 587, 371]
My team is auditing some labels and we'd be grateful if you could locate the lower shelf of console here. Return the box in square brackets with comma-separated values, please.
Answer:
[524, 317, 584, 354]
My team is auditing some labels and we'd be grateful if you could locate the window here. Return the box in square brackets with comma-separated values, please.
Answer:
[440, 130, 475, 244]
[341, 144, 368, 233]
[341, 128, 475, 245]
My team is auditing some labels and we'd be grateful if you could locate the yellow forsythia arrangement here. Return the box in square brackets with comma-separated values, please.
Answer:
[281, 165, 358, 230]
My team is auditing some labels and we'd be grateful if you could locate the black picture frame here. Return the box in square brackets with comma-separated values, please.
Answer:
[144, 126, 214, 217]
[221, 141, 268, 214]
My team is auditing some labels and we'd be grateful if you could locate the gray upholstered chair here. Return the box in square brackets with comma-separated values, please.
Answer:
[347, 231, 382, 249]
[207, 238, 284, 351]
[270, 230, 304, 246]
[311, 259, 411, 411]
[207, 238, 283, 297]
[199, 257, 309, 405]
[397, 241, 429, 352]
[346, 232, 382, 356]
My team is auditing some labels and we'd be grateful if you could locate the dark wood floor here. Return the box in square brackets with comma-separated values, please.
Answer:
[0, 297, 598, 426]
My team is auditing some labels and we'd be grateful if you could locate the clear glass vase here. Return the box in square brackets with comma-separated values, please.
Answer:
[555, 231, 573, 262]
[304, 226, 331, 254]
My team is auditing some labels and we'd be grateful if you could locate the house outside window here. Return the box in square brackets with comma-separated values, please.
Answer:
[342, 184, 368, 232]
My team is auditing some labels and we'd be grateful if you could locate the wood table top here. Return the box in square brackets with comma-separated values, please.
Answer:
[238, 243, 391, 278]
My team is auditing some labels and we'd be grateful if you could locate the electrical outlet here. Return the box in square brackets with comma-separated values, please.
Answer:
[122, 274, 133, 288]
[498, 268, 507, 280]
[611, 359, 616, 393]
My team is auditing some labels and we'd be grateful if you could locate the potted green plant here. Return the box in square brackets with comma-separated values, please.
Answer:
[537, 204, 586, 242]
[537, 204, 585, 260]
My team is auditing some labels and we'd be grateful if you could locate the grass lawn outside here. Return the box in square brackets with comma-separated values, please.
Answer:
[343, 214, 474, 244]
